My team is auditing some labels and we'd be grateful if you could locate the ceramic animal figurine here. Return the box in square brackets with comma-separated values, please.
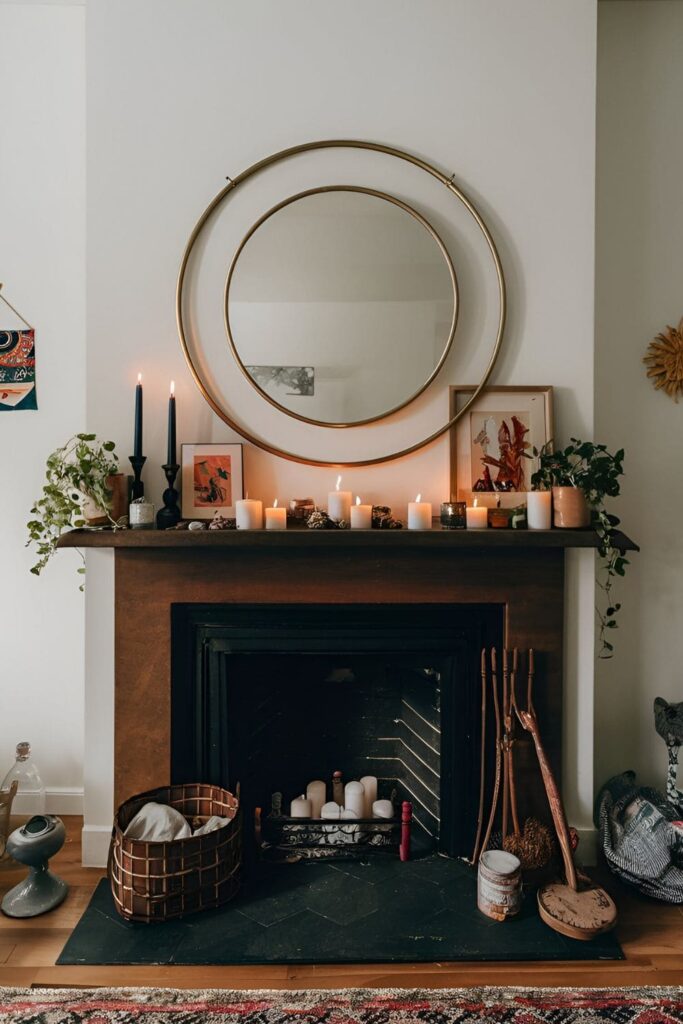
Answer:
[654, 697, 683, 810]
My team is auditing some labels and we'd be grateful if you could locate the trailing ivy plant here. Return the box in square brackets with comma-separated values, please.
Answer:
[532, 439, 626, 659]
[27, 434, 119, 588]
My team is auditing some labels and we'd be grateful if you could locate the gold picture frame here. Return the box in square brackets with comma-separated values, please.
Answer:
[449, 386, 554, 507]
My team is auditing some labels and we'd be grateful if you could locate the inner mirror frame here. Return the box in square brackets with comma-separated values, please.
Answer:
[224, 185, 459, 429]
[176, 139, 507, 468]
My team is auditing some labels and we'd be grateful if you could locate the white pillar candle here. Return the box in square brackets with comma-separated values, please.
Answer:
[265, 499, 287, 530]
[360, 775, 378, 818]
[350, 496, 372, 529]
[344, 781, 365, 818]
[321, 801, 342, 820]
[527, 491, 552, 530]
[306, 780, 326, 818]
[408, 493, 432, 530]
[466, 502, 488, 529]
[290, 794, 312, 818]
[328, 475, 352, 523]
[236, 498, 263, 529]
[341, 808, 358, 820]
[372, 799, 395, 820]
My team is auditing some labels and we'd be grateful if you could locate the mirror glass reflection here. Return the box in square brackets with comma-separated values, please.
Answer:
[226, 189, 457, 425]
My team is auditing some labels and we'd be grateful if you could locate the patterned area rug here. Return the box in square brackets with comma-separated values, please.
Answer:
[0, 987, 681, 1024]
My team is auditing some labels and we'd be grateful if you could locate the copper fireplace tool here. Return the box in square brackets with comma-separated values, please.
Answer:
[512, 649, 617, 940]
[473, 647, 617, 940]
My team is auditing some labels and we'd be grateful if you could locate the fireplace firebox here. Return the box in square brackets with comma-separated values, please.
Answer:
[171, 604, 502, 858]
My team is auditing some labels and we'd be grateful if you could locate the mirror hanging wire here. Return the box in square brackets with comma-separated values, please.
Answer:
[176, 139, 506, 468]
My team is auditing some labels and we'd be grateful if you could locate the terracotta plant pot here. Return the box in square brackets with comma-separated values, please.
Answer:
[83, 473, 127, 526]
[552, 486, 590, 529]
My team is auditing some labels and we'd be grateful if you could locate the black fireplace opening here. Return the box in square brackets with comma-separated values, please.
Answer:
[171, 604, 502, 859]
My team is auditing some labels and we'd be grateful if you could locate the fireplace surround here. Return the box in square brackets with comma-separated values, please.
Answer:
[57, 526, 637, 866]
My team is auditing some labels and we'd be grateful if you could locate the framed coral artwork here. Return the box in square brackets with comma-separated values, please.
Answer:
[181, 443, 244, 520]
[449, 386, 554, 507]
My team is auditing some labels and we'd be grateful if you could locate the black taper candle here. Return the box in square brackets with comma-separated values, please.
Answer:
[167, 380, 176, 466]
[133, 373, 143, 459]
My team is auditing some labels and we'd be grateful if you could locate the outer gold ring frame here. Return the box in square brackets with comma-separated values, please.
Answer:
[176, 139, 507, 468]
[223, 185, 459, 429]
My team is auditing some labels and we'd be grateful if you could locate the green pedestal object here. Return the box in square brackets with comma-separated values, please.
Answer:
[1, 815, 68, 918]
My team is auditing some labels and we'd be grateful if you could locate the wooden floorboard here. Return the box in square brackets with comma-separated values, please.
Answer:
[0, 816, 681, 989]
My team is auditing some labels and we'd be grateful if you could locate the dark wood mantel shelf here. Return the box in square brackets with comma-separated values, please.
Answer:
[57, 525, 638, 551]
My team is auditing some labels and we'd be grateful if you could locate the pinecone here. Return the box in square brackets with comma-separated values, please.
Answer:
[307, 510, 340, 530]
[372, 505, 404, 529]
[208, 515, 236, 530]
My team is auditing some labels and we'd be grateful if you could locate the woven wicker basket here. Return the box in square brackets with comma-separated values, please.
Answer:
[109, 782, 241, 922]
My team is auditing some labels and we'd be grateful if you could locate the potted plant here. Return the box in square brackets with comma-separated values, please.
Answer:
[27, 433, 124, 587]
[532, 439, 627, 658]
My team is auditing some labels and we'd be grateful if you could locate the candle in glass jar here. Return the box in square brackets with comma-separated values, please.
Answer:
[290, 794, 312, 818]
[328, 475, 352, 523]
[350, 496, 372, 529]
[466, 500, 488, 529]
[265, 498, 286, 530]
[408, 494, 432, 530]
[236, 498, 263, 529]
[527, 491, 552, 530]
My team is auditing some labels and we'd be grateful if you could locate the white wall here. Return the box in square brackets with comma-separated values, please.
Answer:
[595, 1, 683, 794]
[85, 0, 598, 843]
[0, 2, 85, 810]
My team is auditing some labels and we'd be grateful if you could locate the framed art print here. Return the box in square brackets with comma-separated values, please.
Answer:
[181, 443, 244, 520]
[449, 386, 554, 507]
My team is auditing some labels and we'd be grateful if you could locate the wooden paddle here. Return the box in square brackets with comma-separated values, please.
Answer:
[512, 649, 617, 941]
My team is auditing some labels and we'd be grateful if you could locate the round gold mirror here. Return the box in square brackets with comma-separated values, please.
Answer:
[224, 186, 458, 427]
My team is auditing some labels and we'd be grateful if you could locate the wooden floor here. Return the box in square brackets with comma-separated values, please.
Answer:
[0, 817, 681, 990]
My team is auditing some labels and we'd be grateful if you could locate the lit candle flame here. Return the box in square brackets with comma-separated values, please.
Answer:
[273, 498, 278, 509]
[170, 380, 175, 397]
[415, 493, 421, 503]
[137, 372, 142, 384]
[335, 474, 342, 491]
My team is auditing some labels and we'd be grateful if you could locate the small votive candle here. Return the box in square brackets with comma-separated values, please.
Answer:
[440, 501, 466, 529]
[350, 496, 372, 529]
[527, 491, 552, 530]
[466, 501, 488, 529]
[236, 498, 263, 529]
[328, 475, 352, 524]
[408, 493, 432, 530]
[265, 498, 287, 530]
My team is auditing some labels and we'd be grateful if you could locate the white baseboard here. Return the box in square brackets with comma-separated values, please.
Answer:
[573, 825, 598, 866]
[82, 824, 111, 868]
[45, 787, 84, 816]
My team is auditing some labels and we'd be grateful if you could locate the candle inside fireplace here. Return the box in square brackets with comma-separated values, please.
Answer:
[306, 780, 326, 818]
[134, 373, 143, 458]
[290, 794, 312, 818]
[344, 780, 365, 818]
[166, 380, 176, 465]
[360, 775, 377, 817]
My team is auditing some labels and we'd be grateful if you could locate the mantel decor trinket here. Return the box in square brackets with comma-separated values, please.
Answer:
[129, 497, 154, 530]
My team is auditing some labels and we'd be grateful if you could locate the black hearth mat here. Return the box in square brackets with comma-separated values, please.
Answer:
[58, 857, 624, 965]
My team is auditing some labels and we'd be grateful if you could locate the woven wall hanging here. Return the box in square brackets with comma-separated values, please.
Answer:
[0, 285, 36, 411]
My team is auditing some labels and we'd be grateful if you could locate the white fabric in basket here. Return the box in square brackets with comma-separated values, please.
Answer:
[124, 803, 231, 841]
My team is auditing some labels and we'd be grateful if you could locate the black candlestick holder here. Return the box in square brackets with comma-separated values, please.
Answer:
[156, 463, 181, 529]
[128, 454, 146, 500]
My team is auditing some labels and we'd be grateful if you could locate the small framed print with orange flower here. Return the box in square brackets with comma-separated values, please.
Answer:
[449, 386, 554, 508]
[181, 443, 244, 520]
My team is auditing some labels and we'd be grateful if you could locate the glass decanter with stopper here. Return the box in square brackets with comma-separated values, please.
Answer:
[1, 743, 46, 822]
